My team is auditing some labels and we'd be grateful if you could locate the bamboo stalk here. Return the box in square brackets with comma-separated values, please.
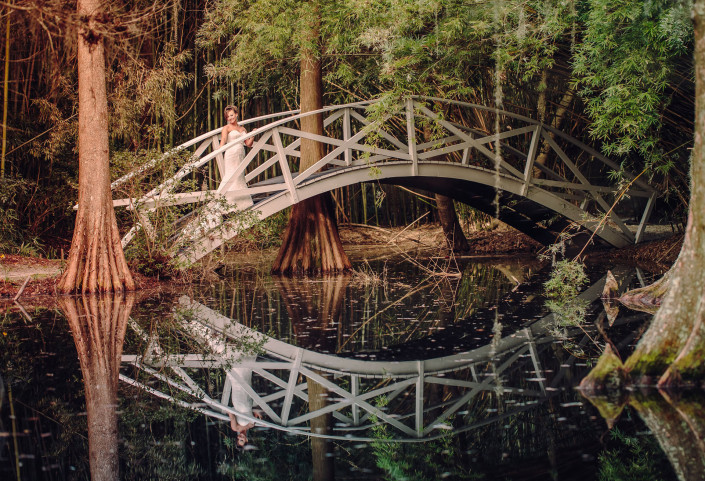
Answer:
[1, 6, 10, 177]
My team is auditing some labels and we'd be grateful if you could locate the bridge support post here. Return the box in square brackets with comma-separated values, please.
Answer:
[416, 360, 424, 436]
[343, 108, 352, 166]
[406, 99, 418, 176]
[635, 193, 656, 243]
[521, 125, 542, 196]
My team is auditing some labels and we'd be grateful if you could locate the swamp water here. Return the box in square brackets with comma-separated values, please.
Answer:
[1, 256, 703, 480]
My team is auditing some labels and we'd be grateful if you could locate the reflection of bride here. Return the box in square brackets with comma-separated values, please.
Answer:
[219, 105, 253, 210]
[180, 309, 263, 447]
[225, 357, 262, 447]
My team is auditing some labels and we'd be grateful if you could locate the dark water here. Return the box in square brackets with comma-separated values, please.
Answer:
[1, 256, 702, 480]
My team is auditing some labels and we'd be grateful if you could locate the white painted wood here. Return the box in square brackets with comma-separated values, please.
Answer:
[543, 132, 635, 241]
[272, 127, 298, 204]
[635, 193, 656, 243]
[406, 99, 419, 176]
[522, 125, 542, 196]
[343, 108, 352, 166]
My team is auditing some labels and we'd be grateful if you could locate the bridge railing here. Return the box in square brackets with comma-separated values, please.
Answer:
[111, 96, 657, 252]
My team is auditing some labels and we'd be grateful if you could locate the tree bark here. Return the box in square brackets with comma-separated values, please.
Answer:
[423, 122, 469, 251]
[622, 2, 705, 386]
[435, 194, 469, 252]
[586, 1, 705, 387]
[57, 0, 135, 294]
[271, 4, 351, 275]
[628, 394, 705, 481]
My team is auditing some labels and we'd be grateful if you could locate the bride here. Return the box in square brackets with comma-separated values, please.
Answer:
[218, 105, 254, 210]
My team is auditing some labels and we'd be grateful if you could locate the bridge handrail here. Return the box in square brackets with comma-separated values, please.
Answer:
[112, 96, 655, 206]
[113, 96, 658, 254]
[413, 96, 655, 193]
[110, 99, 380, 192]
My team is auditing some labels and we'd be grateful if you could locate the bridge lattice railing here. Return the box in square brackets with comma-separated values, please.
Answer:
[111, 97, 657, 258]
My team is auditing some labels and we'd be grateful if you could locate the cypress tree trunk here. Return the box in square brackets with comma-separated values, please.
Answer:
[583, 1, 705, 388]
[435, 193, 469, 252]
[623, 1, 705, 386]
[271, 4, 350, 275]
[58, 0, 135, 294]
[423, 124, 469, 252]
[308, 377, 334, 481]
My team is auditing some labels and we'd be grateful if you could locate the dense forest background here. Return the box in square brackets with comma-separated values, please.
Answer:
[0, 0, 695, 257]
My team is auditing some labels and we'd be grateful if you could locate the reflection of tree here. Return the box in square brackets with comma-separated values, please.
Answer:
[308, 377, 334, 481]
[274, 274, 350, 353]
[60, 293, 134, 481]
[628, 394, 705, 481]
[273, 275, 343, 479]
[585, 391, 705, 481]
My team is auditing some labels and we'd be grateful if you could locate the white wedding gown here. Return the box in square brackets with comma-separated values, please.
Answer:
[184, 129, 253, 241]
[221, 129, 253, 210]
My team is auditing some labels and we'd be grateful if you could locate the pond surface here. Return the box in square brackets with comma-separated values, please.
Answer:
[1, 255, 702, 480]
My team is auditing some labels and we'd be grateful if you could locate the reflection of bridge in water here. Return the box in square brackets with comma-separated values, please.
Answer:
[120, 270, 648, 442]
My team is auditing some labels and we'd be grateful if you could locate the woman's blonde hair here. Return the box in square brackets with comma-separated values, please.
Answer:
[224, 105, 239, 118]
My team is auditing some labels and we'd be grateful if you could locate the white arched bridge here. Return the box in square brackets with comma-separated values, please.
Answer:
[112, 96, 658, 264]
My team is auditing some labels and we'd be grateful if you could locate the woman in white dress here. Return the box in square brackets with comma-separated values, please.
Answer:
[219, 106, 254, 209]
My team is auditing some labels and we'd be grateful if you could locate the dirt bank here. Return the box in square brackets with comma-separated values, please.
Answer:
[0, 224, 681, 300]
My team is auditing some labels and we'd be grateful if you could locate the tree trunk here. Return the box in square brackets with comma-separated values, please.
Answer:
[57, 0, 135, 294]
[435, 194, 469, 252]
[423, 123, 469, 252]
[616, 268, 672, 314]
[275, 274, 350, 352]
[60, 293, 134, 481]
[272, 4, 350, 275]
[622, 2, 705, 386]
[586, 1, 705, 387]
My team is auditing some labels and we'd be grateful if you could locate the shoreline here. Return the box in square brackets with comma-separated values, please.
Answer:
[0, 224, 681, 300]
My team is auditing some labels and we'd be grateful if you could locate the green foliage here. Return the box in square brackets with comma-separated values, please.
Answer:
[357, 0, 575, 99]
[572, 0, 693, 168]
[197, 0, 383, 104]
[110, 42, 193, 148]
[0, 177, 45, 255]
[0, 177, 29, 253]
[113, 149, 195, 278]
[598, 428, 671, 481]
[231, 210, 289, 251]
[544, 259, 588, 299]
[370, 397, 479, 481]
[544, 260, 589, 328]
